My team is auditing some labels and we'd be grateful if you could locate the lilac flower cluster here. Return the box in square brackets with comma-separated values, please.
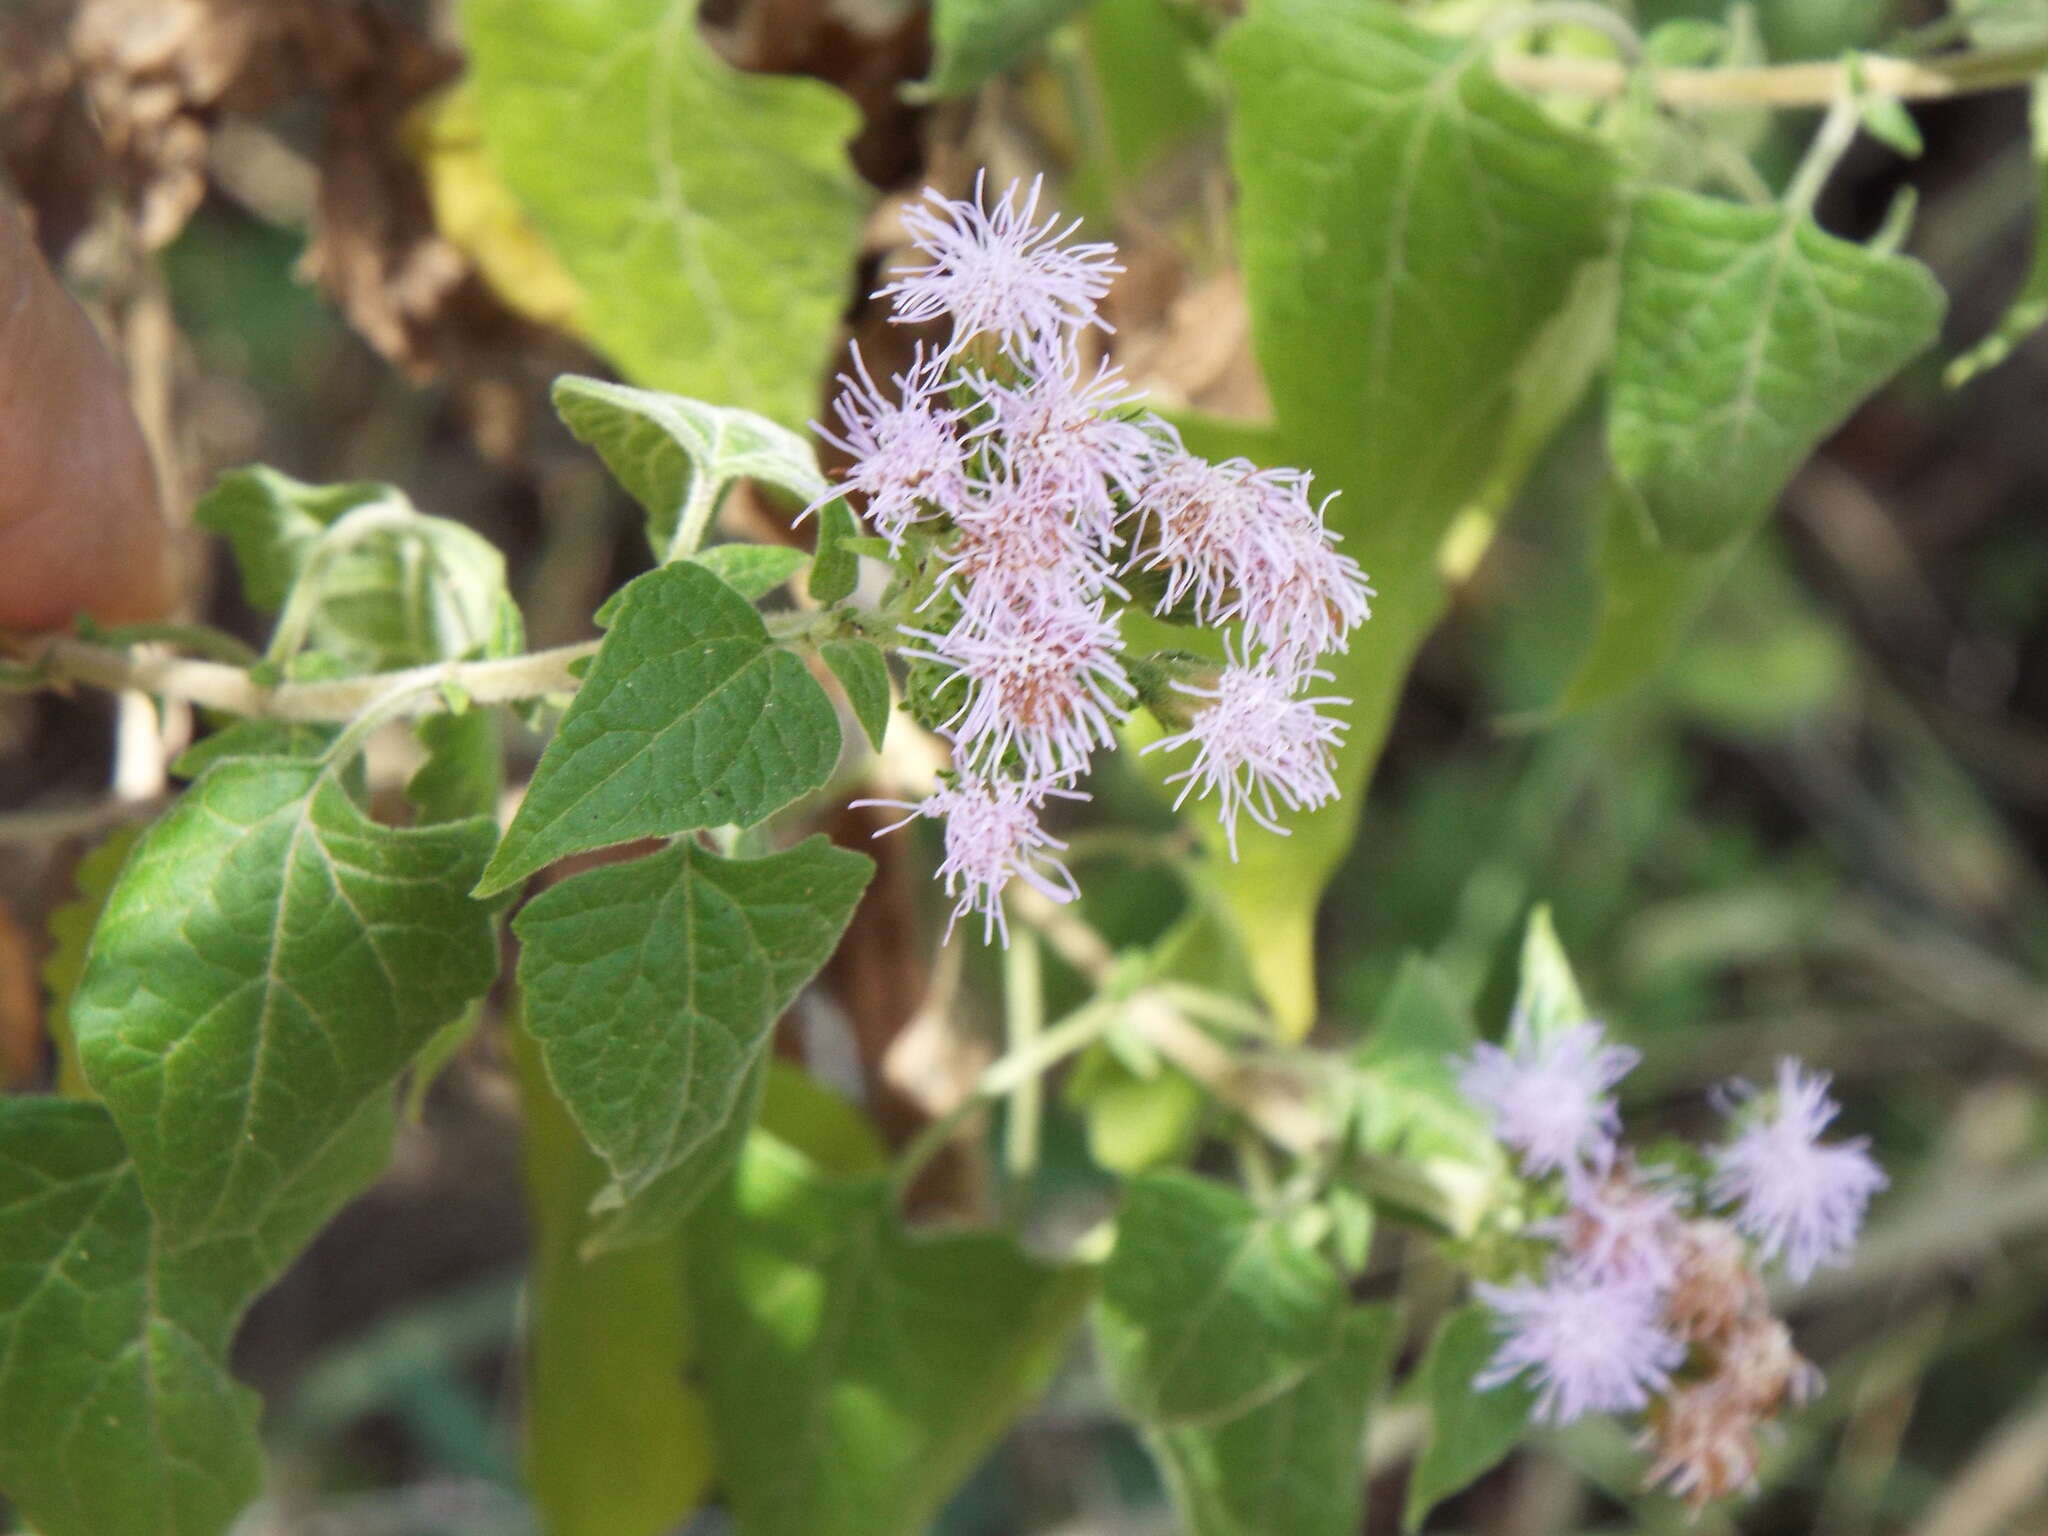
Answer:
[1457, 1020, 1885, 1507]
[825, 175, 1372, 941]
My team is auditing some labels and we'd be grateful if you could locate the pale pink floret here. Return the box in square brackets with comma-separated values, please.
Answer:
[1457, 1015, 1639, 1176]
[1475, 1268, 1685, 1425]
[810, 342, 967, 545]
[880, 172, 1122, 357]
[858, 776, 1083, 945]
[968, 343, 1162, 550]
[1548, 1160, 1687, 1290]
[1709, 1059, 1887, 1284]
[1128, 453, 1373, 672]
[1141, 660, 1346, 859]
[908, 598, 1132, 778]
[936, 478, 1125, 614]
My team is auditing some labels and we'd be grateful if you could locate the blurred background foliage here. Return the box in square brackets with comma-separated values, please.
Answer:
[2, 0, 2047, 1531]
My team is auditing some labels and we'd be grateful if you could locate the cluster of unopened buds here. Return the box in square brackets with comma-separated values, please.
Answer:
[1457, 1021, 1888, 1508]
[818, 174, 1372, 942]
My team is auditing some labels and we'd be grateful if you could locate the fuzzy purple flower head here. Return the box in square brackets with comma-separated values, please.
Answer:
[1475, 1269, 1684, 1425]
[821, 173, 1372, 941]
[1457, 1014, 1639, 1176]
[1709, 1059, 1887, 1284]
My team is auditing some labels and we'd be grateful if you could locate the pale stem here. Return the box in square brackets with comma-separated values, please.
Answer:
[17, 633, 599, 723]
[1493, 39, 2048, 106]
[1785, 89, 1866, 216]
[664, 472, 729, 565]
[1002, 921, 1045, 1181]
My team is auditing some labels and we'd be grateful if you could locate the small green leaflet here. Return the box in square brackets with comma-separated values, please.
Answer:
[463, 1, 866, 428]
[408, 706, 505, 825]
[72, 759, 500, 1254]
[1511, 904, 1589, 1044]
[807, 498, 860, 604]
[916, 0, 1094, 97]
[1609, 186, 1944, 552]
[1403, 1304, 1536, 1531]
[514, 836, 873, 1250]
[692, 543, 806, 601]
[552, 375, 831, 558]
[1150, 1305, 1401, 1536]
[0, 1101, 264, 1536]
[821, 637, 892, 751]
[195, 465, 521, 672]
[1095, 1171, 1346, 1426]
[687, 1135, 1095, 1536]
[477, 562, 843, 895]
[1950, 77, 2048, 385]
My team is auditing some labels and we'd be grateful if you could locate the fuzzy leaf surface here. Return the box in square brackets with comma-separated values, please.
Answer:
[688, 1135, 1094, 1536]
[1150, 1304, 1400, 1536]
[464, 2, 866, 427]
[195, 466, 519, 671]
[1095, 1171, 1346, 1425]
[72, 759, 500, 1253]
[552, 375, 830, 556]
[514, 836, 872, 1248]
[479, 562, 842, 893]
[1610, 187, 1943, 552]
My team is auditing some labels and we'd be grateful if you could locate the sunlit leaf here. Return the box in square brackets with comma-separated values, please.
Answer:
[1213, 0, 1619, 1032]
[688, 1135, 1094, 1536]
[464, 0, 866, 427]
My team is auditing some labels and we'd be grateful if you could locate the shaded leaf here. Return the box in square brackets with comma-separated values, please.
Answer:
[514, 835, 873, 1249]
[0, 1100, 263, 1536]
[688, 1135, 1094, 1536]
[1096, 1171, 1346, 1425]
[1403, 1304, 1535, 1531]
[41, 824, 142, 1098]
[514, 1027, 711, 1536]
[1150, 1304, 1401, 1536]
[552, 375, 830, 558]
[478, 562, 843, 894]
[73, 759, 500, 1253]
[918, 0, 1094, 97]
[1609, 186, 1943, 552]
[821, 637, 892, 752]
[1211, 0, 1619, 1032]
[464, 3, 866, 427]
[408, 706, 504, 824]
[195, 465, 521, 671]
